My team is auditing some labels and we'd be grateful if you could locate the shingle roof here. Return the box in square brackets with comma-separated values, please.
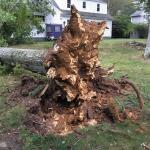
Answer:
[61, 10, 112, 21]
[131, 11, 143, 17]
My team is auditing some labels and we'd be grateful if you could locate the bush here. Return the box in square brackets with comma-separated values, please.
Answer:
[0, 0, 53, 46]
[133, 24, 148, 38]
[0, 65, 14, 75]
[0, 37, 7, 47]
[112, 15, 134, 38]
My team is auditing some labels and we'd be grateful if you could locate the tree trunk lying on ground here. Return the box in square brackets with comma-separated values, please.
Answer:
[1, 5, 144, 134]
[0, 48, 47, 73]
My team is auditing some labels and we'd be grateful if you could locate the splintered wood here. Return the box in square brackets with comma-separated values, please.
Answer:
[44, 5, 108, 102]
[41, 5, 144, 126]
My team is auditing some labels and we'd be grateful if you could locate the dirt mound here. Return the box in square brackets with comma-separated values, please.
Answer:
[7, 75, 142, 135]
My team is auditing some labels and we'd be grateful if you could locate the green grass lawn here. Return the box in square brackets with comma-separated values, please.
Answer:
[0, 39, 150, 150]
[9, 41, 53, 49]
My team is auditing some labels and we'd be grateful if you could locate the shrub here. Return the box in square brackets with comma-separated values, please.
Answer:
[0, 0, 53, 46]
[0, 37, 7, 47]
[112, 15, 134, 38]
[133, 24, 148, 38]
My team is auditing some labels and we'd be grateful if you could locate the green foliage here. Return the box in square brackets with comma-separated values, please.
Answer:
[29, 0, 54, 15]
[13, 64, 25, 75]
[0, 0, 53, 45]
[133, 24, 149, 38]
[0, 65, 14, 75]
[0, 64, 30, 76]
[112, 15, 134, 38]
[140, 0, 150, 13]
[0, 36, 7, 47]
[108, 0, 137, 16]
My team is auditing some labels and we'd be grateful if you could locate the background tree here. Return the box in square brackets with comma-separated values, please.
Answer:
[133, 24, 148, 38]
[0, 0, 53, 46]
[106, 0, 137, 16]
[105, 0, 137, 38]
[140, 0, 150, 58]
[112, 15, 133, 38]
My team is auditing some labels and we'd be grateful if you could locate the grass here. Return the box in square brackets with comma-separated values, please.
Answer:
[0, 39, 150, 150]
[0, 105, 25, 132]
[9, 41, 53, 49]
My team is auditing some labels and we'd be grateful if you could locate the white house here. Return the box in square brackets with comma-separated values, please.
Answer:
[31, 0, 112, 39]
[131, 10, 149, 24]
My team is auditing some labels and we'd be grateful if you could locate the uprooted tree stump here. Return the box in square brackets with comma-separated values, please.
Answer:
[8, 5, 144, 135]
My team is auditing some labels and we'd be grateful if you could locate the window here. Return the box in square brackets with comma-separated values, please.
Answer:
[42, 16, 45, 22]
[47, 26, 51, 32]
[55, 26, 61, 32]
[67, 19, 70, 24]
[83, 2, 86, 8]
[97, 4, 100, 12]
[63, 21, 66, 27]
[144, 15, 147, 19]
[67, 0, 71, 8]
[35, 16, 45, 22]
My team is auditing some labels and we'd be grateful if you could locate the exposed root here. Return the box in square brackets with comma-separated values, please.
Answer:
[8, 75, 142, 135]
[121, 78, 144, 109]
[107, 97, 121, 122]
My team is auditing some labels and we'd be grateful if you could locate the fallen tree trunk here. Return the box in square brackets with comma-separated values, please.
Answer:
[0, 48, 48, 73]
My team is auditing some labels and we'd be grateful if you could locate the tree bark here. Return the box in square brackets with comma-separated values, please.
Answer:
[144, 25, 150, 58]
[0, 48, 48, 73]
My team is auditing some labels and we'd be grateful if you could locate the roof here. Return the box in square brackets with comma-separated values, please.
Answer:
[61, 10, 112, 21]
[33, 12, 45, 16]
[85, 0, 106, 3]
[51, 0, 61, 10]
[131, 10, 143, 17]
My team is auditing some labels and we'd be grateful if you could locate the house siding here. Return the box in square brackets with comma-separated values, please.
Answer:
[131, 11, 148, 24]
[54, 0, 107, 14]
[31, 23, 46, 39]
[131, 16, 148, 24]
[31, 0, 112, 39]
